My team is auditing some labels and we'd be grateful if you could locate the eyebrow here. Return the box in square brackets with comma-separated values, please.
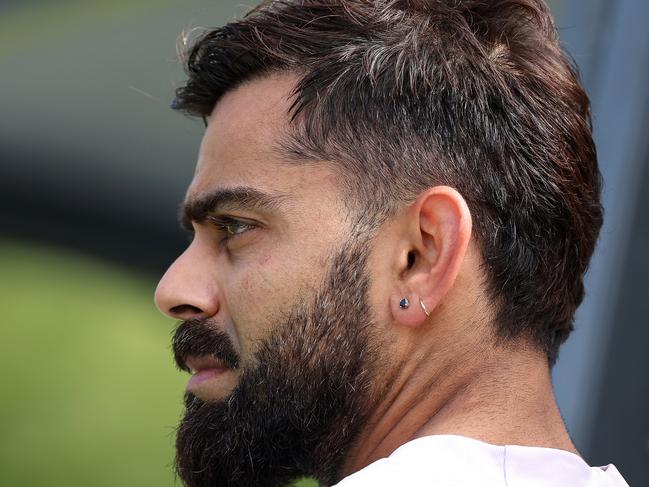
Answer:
[179, 186, 289, 232]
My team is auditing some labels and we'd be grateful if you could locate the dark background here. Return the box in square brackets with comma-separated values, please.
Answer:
[1, 0, 647, 485]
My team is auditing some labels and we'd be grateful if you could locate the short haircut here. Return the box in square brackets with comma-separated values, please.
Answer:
[172, 0, 603, 365]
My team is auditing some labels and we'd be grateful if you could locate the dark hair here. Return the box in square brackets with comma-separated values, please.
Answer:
[172, 0, 603, 365]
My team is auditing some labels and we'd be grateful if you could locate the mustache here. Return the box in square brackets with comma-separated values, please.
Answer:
[172, 318, 240, 372]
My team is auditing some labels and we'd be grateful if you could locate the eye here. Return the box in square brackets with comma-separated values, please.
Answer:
[207, 216, 255, 244]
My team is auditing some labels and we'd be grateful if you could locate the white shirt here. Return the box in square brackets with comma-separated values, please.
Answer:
[334, 435, 629, 486]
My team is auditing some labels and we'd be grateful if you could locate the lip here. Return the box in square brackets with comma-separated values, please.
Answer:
[187, 367, 228, 389]
[184, 355, 230, 392]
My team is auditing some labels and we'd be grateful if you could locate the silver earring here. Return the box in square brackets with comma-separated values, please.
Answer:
[399, 298, 410, 309]
[419, 299, 430, 317]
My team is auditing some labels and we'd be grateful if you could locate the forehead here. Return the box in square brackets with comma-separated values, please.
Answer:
[188, 74, 321, 198]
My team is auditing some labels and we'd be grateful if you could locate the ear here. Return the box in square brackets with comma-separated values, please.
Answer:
[391, 186, 472, 327]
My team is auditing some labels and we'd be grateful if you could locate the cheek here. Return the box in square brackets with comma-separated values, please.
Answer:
[228, 254, 294, 346]
[239, 248, 324, 302]
[229, 249, 326, 342]
[224, 214, 343, 353]
[238, 253, 283, 298]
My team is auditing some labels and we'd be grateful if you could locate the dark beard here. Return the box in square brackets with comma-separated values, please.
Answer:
[173, 240, 381, 487]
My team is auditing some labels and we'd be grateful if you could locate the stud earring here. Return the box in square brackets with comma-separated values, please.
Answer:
[419, 299, 430, 317]
[399, 298, 410, 309]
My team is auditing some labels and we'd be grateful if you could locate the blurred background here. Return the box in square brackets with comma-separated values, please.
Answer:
[0, 0, 647, 486]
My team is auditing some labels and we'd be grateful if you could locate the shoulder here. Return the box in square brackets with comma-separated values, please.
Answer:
[333, 435, 630, 487]
[334, 435, 505, 487]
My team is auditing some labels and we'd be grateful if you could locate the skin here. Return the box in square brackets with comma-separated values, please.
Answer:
[155, 73, 578, 478]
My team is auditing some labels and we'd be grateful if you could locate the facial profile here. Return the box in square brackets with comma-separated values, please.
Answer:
[155, 74, 394, 487]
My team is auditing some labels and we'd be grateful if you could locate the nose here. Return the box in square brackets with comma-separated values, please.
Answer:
[154, 242, 220, 320]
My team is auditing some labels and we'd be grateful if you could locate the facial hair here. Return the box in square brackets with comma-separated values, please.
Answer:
[172, 240, 382, 487]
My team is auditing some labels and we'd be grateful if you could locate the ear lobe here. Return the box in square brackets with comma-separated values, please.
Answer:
[401, 186, 472, 323]
[390, 294, 429, 327]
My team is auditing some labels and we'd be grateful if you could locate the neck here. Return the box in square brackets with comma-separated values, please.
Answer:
[341, 339, 576, 476]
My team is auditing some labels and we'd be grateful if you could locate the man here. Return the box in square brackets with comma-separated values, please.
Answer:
[154, 1, 629, 486]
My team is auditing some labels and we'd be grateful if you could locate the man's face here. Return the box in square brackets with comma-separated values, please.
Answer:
[157, 75, 360, 399]
[155, 75, 389, 486]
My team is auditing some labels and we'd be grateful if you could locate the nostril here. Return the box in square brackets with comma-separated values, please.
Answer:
[170, 304, 204, 317]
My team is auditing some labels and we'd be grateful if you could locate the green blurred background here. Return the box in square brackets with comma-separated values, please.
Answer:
[0, 240, 184, 486]
[1, 0, 648, 486]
